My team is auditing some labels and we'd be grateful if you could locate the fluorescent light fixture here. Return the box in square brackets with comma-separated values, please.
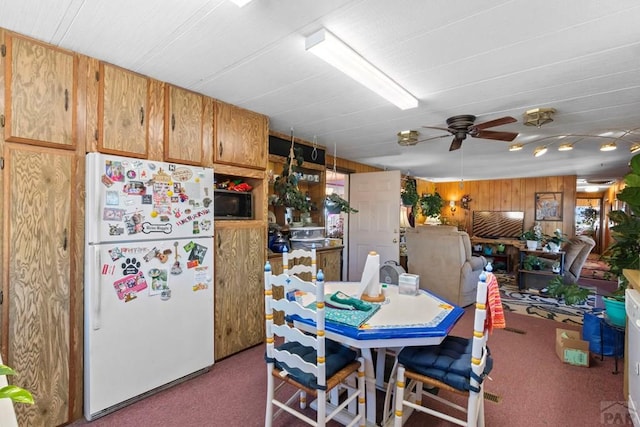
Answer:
[600, 142, 617, 151]
[533, 146, 548, 157]
[305, 28, 418, 110]
[631, 143, 640, 153]
[508, 143, 523, 151]
[229, 0, 253, 6]
[557, 143, 574, 151]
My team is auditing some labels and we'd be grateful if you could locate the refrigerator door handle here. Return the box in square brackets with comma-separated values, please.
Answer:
[93, 249, 102, 330]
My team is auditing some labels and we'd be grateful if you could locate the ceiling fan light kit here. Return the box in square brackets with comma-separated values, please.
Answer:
[533, 146, 548, 157]
[397, 130, 420, 146]
[305, 28, 419, 110]
[523, 108, 556, 127]
[631, 144, 640, 154]
[509, 143, 524, 151]
[557, 143, 574, 151]
[600, 142, 617, 151]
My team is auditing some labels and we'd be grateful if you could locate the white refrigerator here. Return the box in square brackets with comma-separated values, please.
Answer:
[84, 153, 215, 420]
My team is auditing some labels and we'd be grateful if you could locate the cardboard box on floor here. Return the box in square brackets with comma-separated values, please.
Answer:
[556, 328, 590, 367]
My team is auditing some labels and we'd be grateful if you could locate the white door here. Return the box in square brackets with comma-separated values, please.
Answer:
[348, 170, 401, 280]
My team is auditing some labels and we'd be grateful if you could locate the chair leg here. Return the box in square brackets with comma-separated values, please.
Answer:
[265, 365, 274, 427]
[394, 365, 406, 427]
[299, 391, 307, 409]
[382, 357, 399, 425]
[358, 357, 366, 427]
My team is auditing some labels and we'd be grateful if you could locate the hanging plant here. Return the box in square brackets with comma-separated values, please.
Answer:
[325, 193, 358, 214]
[419, 191, 444, 218]
[401, 178, 419, 207]
[272, 136, 311, 212]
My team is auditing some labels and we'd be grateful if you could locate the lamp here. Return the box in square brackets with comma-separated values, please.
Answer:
[557, 143, 574, 151]
[449, 200, 456, 213]
[305, 28, 419, 110]
[533, 146, 548, 157]
[600, 142, 617, 151]
[400, 206, 411, 229]
[523, 108, 556, 127]
[508, 143, 524, 151]
[631, 144, 640, 154]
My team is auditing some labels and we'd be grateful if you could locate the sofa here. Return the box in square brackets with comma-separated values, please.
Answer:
[405, 225, 487, 307]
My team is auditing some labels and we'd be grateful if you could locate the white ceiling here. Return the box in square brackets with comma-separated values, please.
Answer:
[3, 0, 640, 187]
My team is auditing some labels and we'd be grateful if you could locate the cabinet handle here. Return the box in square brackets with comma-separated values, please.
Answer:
[63, 228, 68, 251]
[171, 113, 175, 131]
[219, 141, 223, 157]
[64, 89, 69, 111]
[0, 114, 4, 128]
[140, 107, 145, 126]
[217, 234, 221, 249]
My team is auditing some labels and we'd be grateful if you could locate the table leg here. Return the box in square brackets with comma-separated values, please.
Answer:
[360, 348, 377, 424]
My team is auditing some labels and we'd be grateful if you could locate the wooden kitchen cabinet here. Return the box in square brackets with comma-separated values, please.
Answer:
[214, 101, 267, 170]
[2, 143, 77, 427]
[318, 247, 342, 282]
[97, 62, 150, 157]
[4, 33, 76, 148]
[213, 224, 266, 360]
[164, 85, 211, 165]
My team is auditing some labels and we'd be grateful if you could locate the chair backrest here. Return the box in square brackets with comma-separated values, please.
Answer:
[264, 263, 327, 388]
[283, 246, 317, 282]
[563, 235, 596, 282]
[470, 272, 490, 393]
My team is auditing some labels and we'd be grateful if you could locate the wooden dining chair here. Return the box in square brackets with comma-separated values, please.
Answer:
[264, 263, 366, 427]
[283, 246, 318, 282]
[393, 272, 494, 426]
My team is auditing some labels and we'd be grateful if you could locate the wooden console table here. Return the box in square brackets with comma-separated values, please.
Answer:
[470, 237, 523, 274]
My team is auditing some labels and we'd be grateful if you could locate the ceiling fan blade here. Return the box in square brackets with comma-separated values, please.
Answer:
[474, 129, 519, 141]
[449, 136, 464, 151]
[473, 116, 517, 130]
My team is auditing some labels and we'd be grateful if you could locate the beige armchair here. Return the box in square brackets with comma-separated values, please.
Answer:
[405, 225, 487, 306]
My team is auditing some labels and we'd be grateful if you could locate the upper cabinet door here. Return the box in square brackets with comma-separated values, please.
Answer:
[4, 34, 76, 148]
[98, 62, 149, 157]
[164, 85, 206, 165]
[214, 101, 267, 170]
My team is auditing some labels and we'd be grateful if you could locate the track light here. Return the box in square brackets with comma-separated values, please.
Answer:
[509, 143, 524, 151]
[557, 143, 574, 151]
[631, 144, 640, 154]
[305, 28, 418, 110]
[600, 142, 617, 151]
[533, 146, 548, 157]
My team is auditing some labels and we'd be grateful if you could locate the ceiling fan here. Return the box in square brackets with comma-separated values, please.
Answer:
[398, 114, 519, 151]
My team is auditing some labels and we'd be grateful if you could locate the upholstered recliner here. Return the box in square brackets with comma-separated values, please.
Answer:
[405, 226, 487, 306]
[544, 235, 596, 284]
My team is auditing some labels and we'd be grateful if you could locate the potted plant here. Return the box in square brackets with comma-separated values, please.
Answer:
[522, 254, 542, 271]
[601, 152, 640, 326]
[0, 364, 34, 404]
[401, 179, 419, 208]
[543, 229, 567, 252]
[545, 275, 592, 305]
[325, 193, 358, 214]
[272, 139, 311, 215]
[521, 228, 542, 250]
[419, 191, 444, 220]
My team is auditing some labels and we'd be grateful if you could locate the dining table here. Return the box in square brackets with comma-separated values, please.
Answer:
[295, 281, 465, 426]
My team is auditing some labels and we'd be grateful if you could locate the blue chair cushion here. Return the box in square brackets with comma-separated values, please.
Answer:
[267, 339, 358, 390]
[398, 335, 493, 393]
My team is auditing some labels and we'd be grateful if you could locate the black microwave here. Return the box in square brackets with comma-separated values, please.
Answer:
[214, 190, 253, 219]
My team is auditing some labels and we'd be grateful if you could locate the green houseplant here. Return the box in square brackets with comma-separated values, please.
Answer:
[419, 191, 444, 219]
[272, 140, 311, 213]
[0, 364, 34, 405]
[401, 179, 419, 208]
[601, 152, 640, 325]
[545, 275, 592, 305]
[325, 193, 358, 214]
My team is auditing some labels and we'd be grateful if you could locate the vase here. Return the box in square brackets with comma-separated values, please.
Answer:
[526, 240, 538, 250]
[284, 207, 294, 225]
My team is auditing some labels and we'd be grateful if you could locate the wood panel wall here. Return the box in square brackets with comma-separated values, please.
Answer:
[430, 175, 577, 238]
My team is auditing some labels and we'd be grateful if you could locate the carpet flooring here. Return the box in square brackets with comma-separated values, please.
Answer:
[496, 274, 599, 325]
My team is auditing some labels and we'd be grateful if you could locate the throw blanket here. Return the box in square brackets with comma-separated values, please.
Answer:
[485, 272, 506, 333]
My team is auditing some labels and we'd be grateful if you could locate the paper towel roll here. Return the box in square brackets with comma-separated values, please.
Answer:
[358, 251, 380, 299]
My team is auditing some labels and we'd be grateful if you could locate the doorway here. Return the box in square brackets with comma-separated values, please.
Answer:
[575, 197, 602, 253]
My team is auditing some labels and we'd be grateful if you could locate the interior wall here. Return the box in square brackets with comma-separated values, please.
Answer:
[431, 175, 577, 239]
